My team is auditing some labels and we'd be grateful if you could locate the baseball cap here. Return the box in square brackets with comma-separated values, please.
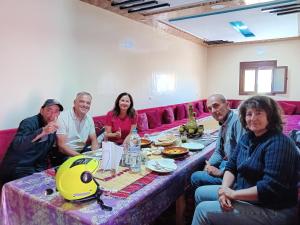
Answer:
[41, 99, 64, 111]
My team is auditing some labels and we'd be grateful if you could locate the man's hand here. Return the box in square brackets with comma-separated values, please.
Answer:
[43, 121, 59, 135]
[32, 121, 59, 143]
[204, 161, 223, 177]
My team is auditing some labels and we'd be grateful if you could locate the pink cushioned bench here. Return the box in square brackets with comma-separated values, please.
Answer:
[0, 100, 209, 164]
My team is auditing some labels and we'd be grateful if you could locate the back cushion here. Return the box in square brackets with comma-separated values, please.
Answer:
[279, 102, 297, 115]
[94, 120, 105, 136]
[192, 103, 201, 117]
[227, 100, 233, 109]
[146, 110, 162, 129]
[0, 129, 17, 164]
[137, 113, 149, 132]
[175, 104, 186, 120]
[163, 107, 175, 124]
[196, 101, 204, 114]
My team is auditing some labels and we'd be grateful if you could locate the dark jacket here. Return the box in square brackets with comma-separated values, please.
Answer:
[0, 114, 56, 184]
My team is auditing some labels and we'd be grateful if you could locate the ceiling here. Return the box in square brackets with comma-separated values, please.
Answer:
[81, 0, 300, 45]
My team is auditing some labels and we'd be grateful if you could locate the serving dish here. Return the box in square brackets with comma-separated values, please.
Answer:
[162, 146, 188, 158]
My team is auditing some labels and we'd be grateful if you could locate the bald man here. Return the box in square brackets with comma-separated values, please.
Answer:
[191, 94, 245, 187]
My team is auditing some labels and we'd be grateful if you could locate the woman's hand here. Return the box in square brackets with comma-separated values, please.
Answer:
[205, 161, 223, 177]
[218, 187, 235, 211]
[115, 128, 121, 138]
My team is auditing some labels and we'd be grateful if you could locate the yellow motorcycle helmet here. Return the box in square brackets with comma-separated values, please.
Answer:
[56, 155, 100, 201]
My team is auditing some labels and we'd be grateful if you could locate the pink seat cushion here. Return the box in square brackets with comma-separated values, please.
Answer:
[175, 104, 186, 120]
[163, 107, 175, 124]
[279, 102, 297, 115]
[146, 110, 162, 129]
[137, 113, 149, 132]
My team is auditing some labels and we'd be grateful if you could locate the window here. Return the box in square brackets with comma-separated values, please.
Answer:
[239, 60, 287, 95]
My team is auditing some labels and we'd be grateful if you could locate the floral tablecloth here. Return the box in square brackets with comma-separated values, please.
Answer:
[1, 117, 218, 225]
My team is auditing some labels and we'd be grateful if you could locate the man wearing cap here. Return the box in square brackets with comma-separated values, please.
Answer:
[56, 92, 99, 159]
[0, 99, 63, 185]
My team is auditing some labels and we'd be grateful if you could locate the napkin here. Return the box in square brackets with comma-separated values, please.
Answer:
[101, 141, 124, 171]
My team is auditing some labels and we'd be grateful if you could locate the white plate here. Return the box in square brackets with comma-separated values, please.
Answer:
[146, 159, 177, 173]
[181, 142, 204, 151]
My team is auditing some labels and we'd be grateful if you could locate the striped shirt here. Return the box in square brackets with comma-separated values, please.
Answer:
[226, 130, 299, 209]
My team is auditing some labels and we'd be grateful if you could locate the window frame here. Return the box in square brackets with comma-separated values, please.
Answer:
[239, 60, 287, 95]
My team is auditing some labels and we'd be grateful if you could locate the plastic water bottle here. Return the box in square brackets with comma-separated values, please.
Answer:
[128, 128, 142, 173]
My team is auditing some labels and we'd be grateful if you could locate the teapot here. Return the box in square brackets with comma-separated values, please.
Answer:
[179, 104, 204, 137]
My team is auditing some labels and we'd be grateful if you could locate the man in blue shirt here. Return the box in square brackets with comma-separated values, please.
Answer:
[191, 94, 244, 187]
[0, 99, 63, 185]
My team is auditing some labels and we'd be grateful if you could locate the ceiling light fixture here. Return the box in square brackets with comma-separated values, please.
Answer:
[229, 21, 255, 37]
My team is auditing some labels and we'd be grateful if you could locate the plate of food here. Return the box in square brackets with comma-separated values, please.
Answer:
[141, 138, 152, 147]
[154, 134, 177, 146]
[146, 159, 177, 173]
[162, 146, 189, 158]
[181, 142, 205, 151]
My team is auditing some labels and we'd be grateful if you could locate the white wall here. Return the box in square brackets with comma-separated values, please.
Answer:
[206, 39, 300, 100]
[0, 0, 207, 129]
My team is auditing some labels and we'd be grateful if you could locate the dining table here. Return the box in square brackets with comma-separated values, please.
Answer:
[0, 116, 219, 225]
